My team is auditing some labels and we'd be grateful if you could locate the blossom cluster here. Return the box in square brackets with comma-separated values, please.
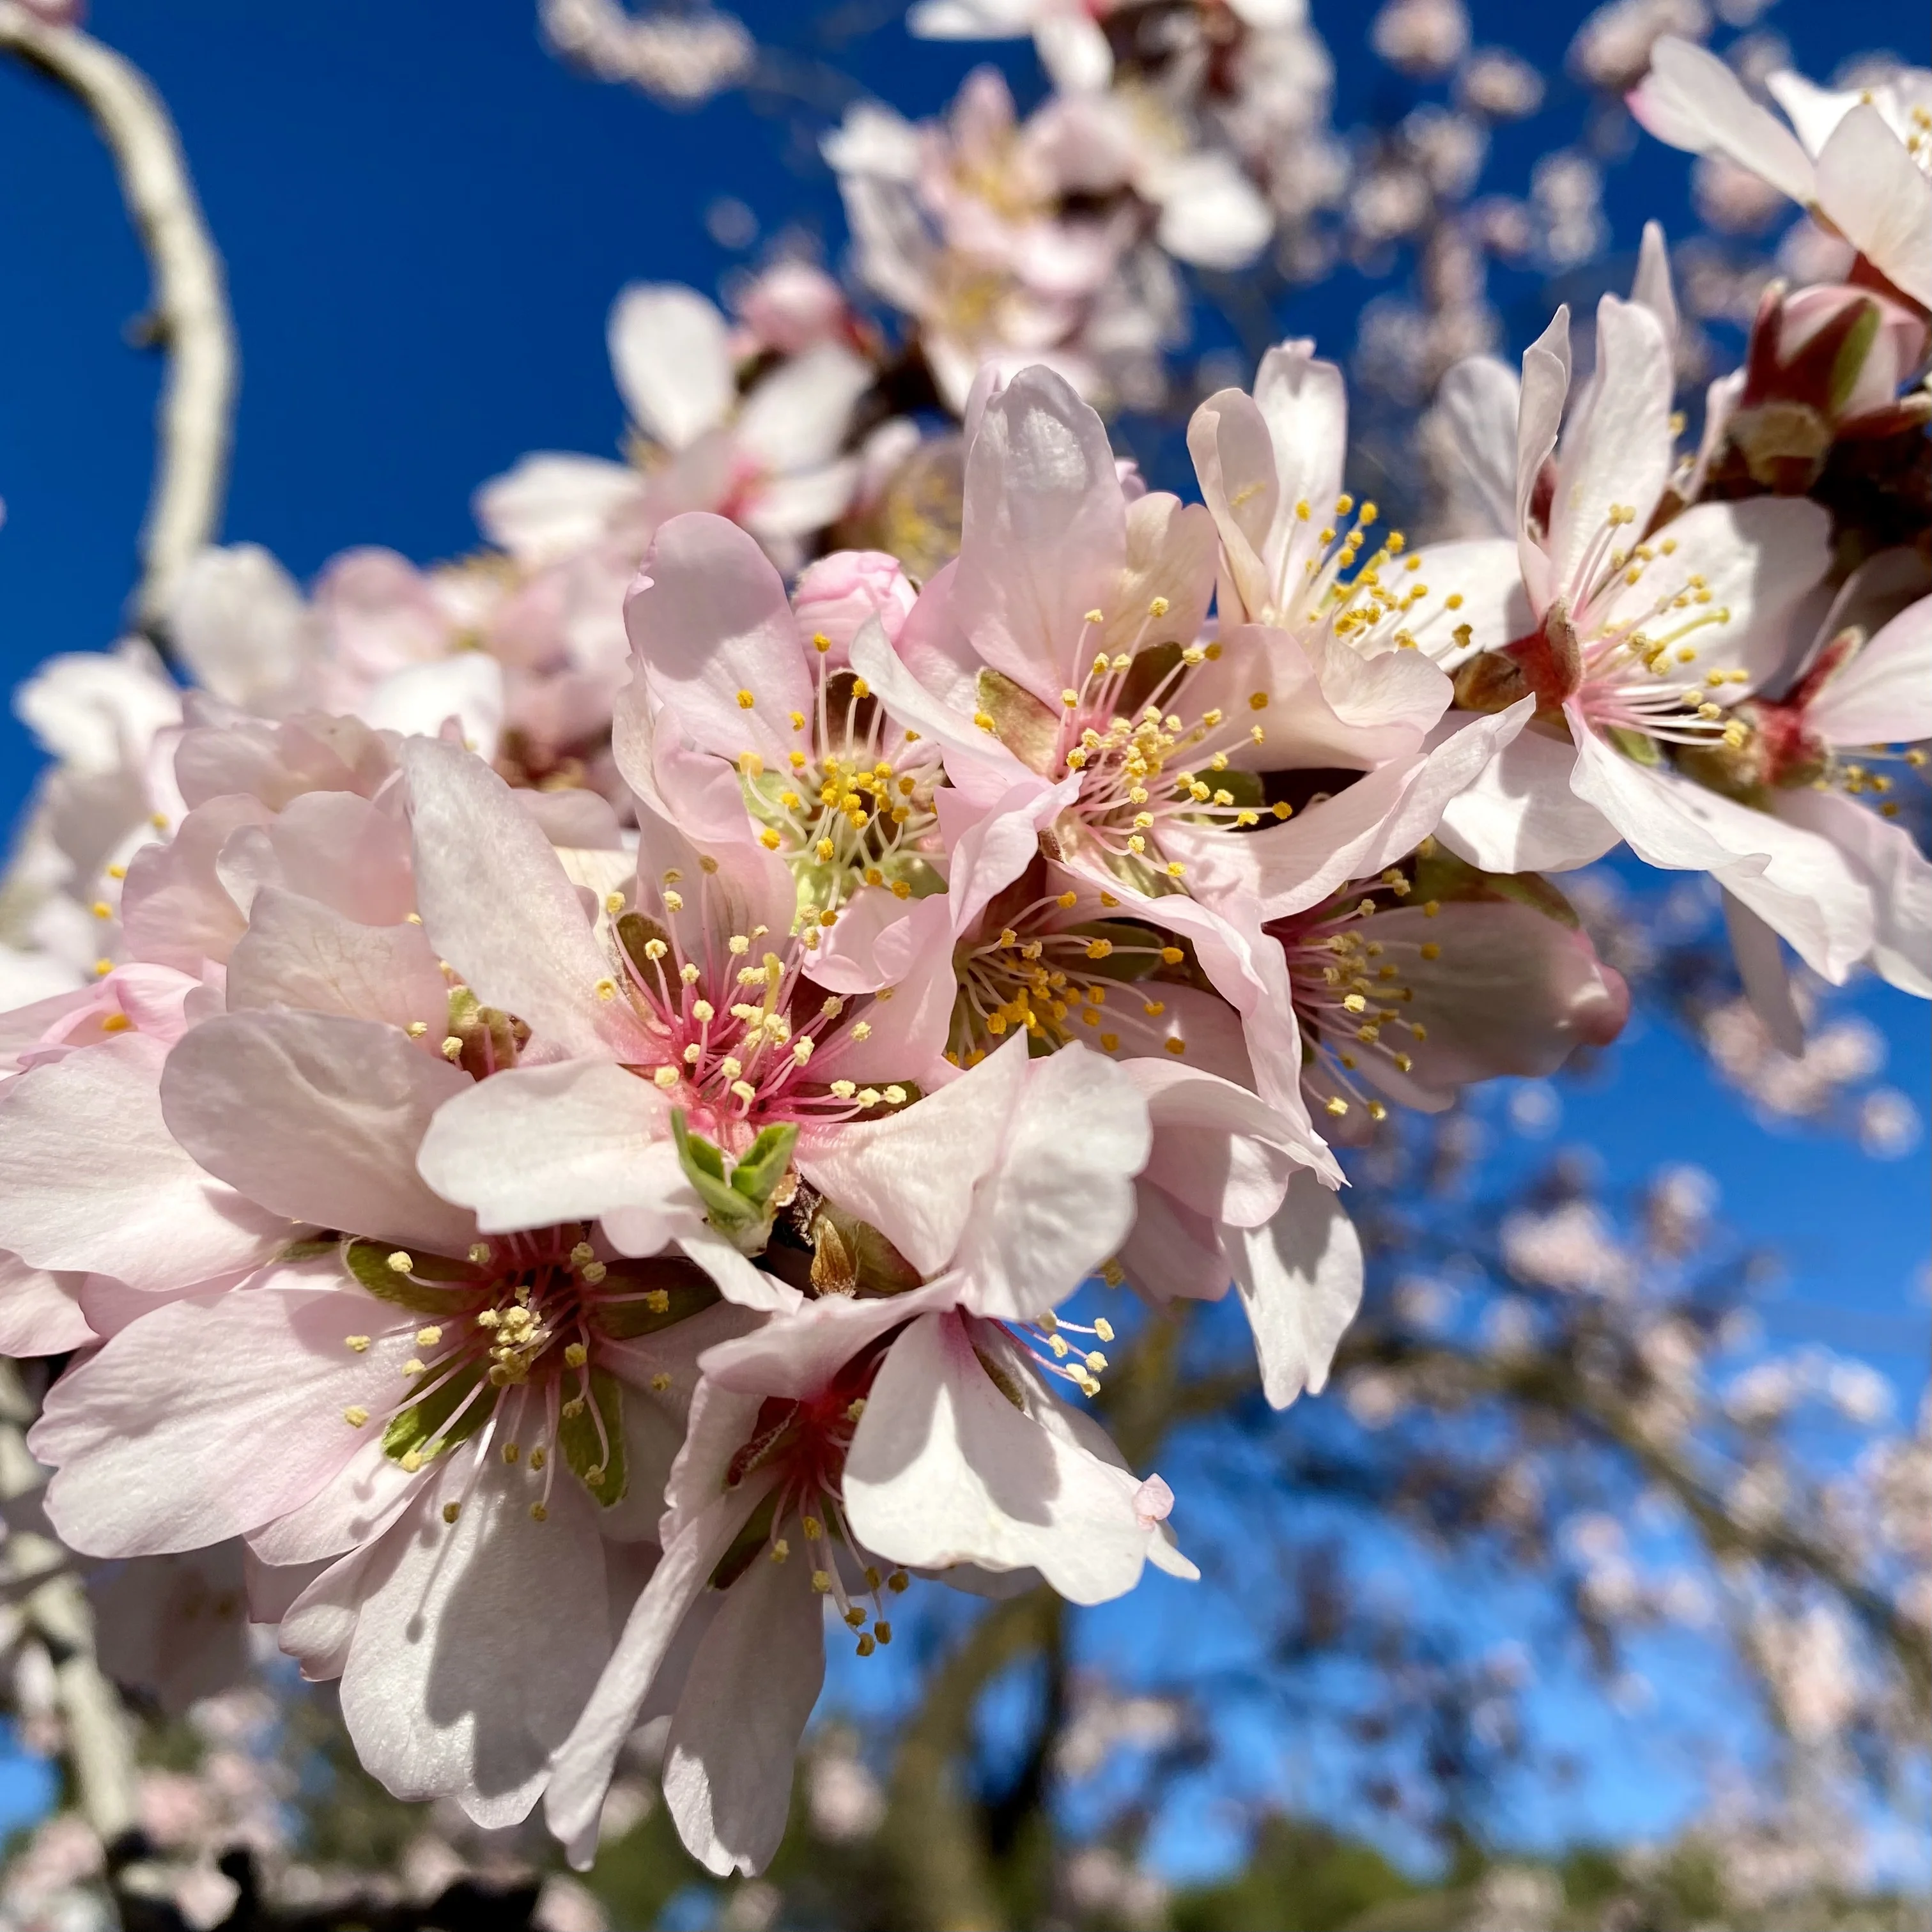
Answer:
[0, 0, 1928, 1894]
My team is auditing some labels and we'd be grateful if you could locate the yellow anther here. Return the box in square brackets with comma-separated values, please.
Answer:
[387, 1251, 415, 1274]
[343, 1406, 369, 1428]
[736, 688, 755, 709]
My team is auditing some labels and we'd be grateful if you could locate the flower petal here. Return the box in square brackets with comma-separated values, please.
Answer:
[30, 1280, 417, 1556]
[625, 514, 811, 769]
[1230, 1173, 1364, 1408]
[608, 284, 732, 449]
[954, 366, 1127, 706]
[403, 736, 652, 1062]
[661, 1540, 826, 1876]
[162, 1011, 478, 1255]
[0, 1033, 289, 1290]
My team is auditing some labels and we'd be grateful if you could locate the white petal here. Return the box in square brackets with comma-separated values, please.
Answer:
[417, 1060, 675, 1232]
[792, 1035, 1029, 1276]
[360, 655, 506, 763]
[733, 345, 873, 475]
[844, 1312, 1157, 1604]
[403, 737, 653, 1062]
[161, 1011, 479, 1255]
[608, 284, 733, 449]
[472, 454, 646, 567]
[337, 1451, 608, 1827]
[1230, 1173, 1363, 1407]
[1550, 295, 1673, 597]
[31, 1281, 416, 1555]
[661, 1543, 826, 1876]
[545, 1481, 771, 1867]
[950, 1044, 1151, 1320]
[1809, 594, 1932, 748]
[1722, 889, 1803, 1056]
[1813, 104, 1932, 309]
[1627, 36, 1815, 204]
[0, 1033, 288, 1291]
[1434, 358, 1522, 539]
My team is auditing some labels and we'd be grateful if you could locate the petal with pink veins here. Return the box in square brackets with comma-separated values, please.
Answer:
[225, 889, 452, 1035]
[624, 514, 812, 769]
[29, 1279, 418, 1556]
[0, 1033, 290, 1291]
[162, 1012, 478, 1256]
[953, 366, 1127, 706]
[403, 736, 653, 1062]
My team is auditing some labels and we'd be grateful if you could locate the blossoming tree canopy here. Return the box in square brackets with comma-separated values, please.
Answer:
[0, 0, 1926, 1906]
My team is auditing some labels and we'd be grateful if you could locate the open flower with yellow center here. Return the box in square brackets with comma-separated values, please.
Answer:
[621, 513, 947, 922]
[545, 1033, 1191, 1878]
[403, 736, 953, 1284]
[849, 363, 1526, 1116]
[1404, 295, 1874, 991]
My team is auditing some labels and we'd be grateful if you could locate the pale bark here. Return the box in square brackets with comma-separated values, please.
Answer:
[1, 2, 236, 644]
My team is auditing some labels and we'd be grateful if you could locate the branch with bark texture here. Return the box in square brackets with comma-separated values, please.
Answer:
[0, 1, 235, 644]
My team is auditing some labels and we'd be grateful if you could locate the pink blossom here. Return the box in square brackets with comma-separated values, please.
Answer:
[1629, 39, 1932, 309]
[545, 1038, 1186, 1876]
[789, 550, 916, 669]
[1420, 293, 1863, 984]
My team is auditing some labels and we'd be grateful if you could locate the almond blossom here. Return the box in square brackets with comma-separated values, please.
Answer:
[543, 1035, 1187, 1877]
[849, 362, 1526, 1113]
[1418, 294, 1869, 985]
[403, 733, 952, 1275]
[478, 282, 874, 577]
[1628, 38, 1932, 310]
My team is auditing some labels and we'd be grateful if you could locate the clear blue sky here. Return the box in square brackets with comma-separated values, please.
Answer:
[1, 0, 1925, 1876]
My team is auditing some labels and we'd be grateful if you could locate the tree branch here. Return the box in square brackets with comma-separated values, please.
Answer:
[0, 3, 236, 645]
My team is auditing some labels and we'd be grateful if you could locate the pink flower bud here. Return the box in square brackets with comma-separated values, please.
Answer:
[734, 261, 849, 357]
[791, 550, 915, 668]
[1731, 281, 1932, 490]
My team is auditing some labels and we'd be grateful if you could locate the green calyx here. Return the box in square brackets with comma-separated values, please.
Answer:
[673, 1112, 798, 1255]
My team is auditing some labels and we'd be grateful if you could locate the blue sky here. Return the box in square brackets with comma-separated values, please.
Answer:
[1, 0, 1925, 1879]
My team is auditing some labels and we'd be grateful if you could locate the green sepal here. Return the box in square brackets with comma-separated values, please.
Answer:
[730, 1122, 798, 1207]
[559, 1368, 628, 1506]
[591, 1258, 721, 1340]
[670, 1114, 758, 1234]
[976, 668, 1062, 775]
[672, 1113, 796, 1254]
[709, 1488, 779, 1590]
[1604, 725, 1661, 767]
[383, 1362, 493, 1465]
[1827, 300, 1882, 418]
[343, 1240, 480, 1317]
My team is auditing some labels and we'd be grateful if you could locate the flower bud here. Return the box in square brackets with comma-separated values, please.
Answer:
[733, 260, 850, 357]
[791, 550, 916, 668]
[1728, 281, 1932, 490]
